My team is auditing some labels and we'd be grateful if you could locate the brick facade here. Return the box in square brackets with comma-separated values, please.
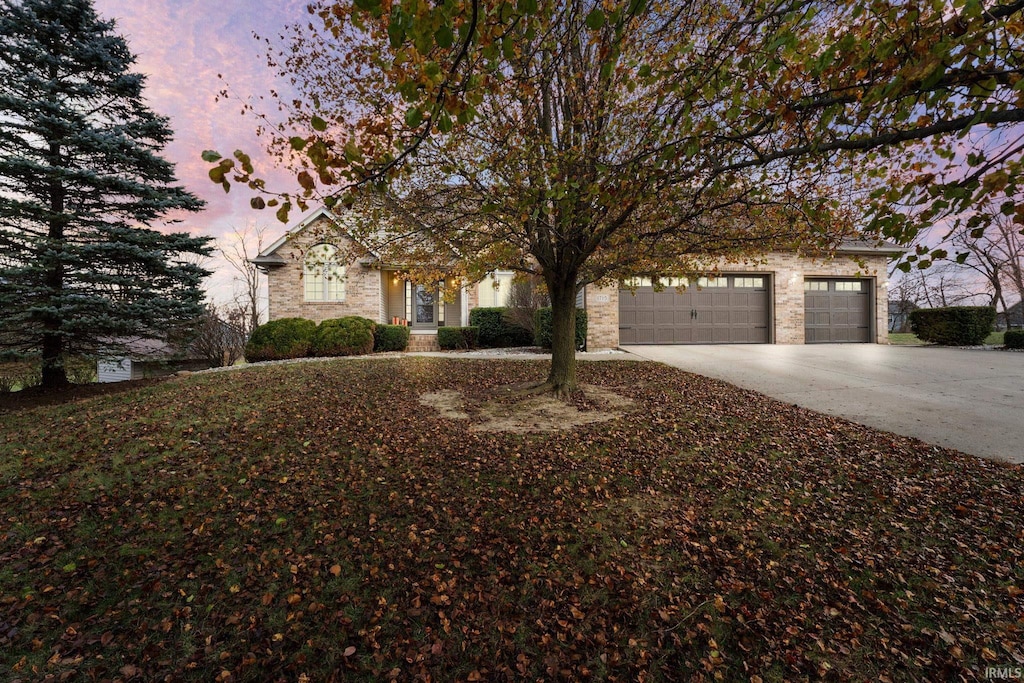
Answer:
[581, 251, 892, 349]
[266, 218, 383, 324]
[260, 210, 894, 350]
[583, 284, 619, 350]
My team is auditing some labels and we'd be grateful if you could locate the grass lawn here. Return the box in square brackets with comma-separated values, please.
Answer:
[889, 331, 1006, 346]
[887, 333, 930, 346]
[1, 358, 1022, 681]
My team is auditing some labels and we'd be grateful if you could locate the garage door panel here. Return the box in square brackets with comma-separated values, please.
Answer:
[620, 275, 769, 344]
[804, 279, 871, 343]
[633, 329, 654, 344]
[712, 309, 731, 324]
[711, 291, 730, 306]
[653, 290, 674, 307]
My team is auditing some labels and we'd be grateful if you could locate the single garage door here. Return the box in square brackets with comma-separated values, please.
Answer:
[804, 279, 872, 343]
[619, 275, 769, 344]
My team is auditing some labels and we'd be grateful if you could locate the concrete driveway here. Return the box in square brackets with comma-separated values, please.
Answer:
[622, 344, 1024, 464]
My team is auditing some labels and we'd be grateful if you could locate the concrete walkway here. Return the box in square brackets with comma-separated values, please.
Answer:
[622, 344, 1024, 464]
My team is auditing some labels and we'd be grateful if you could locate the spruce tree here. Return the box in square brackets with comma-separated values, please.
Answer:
[0, 0, 210, 387]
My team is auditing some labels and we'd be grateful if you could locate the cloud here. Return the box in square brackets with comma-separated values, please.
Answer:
[92, 0, 311, 303]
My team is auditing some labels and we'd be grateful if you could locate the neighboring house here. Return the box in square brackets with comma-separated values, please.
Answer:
[998, 301, 1024, 330]
[97, 338, 215, 383]
[252, 207, 905, 350]
[888, 298, 920, 333]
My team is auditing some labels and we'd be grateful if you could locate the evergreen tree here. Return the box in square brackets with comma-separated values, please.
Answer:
[0, 0, 210, 387]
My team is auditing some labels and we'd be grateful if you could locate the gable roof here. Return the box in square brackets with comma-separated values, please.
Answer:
[251, 204, 907, 271]
[251, 206, 381, 269]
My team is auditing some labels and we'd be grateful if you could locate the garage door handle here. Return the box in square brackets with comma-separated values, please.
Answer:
[691, 309, 697, 320]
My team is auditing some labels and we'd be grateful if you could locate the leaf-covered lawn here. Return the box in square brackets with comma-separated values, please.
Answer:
[1, 358, 1021, 681]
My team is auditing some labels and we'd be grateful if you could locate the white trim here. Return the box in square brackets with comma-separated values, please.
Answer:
[258, 206, 334, 256]
[303, 244, 346, 302]
[460, 283, 469, 326]
[478, 270, 515, 307]
[257, 206, 381, 260]
[406, 280, 412, 322]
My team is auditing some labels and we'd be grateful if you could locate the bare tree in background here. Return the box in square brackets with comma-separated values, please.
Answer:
[890, 263, 986, 311]
[887, 276, 921, 333]
[952, 226, 1011, 317]
[992, 215, 1024, 326]
[945, 209, 1024, 328]
[504, 275, 550, 337]
[189, 303, 247, 367]
[218, 222, 267, 336]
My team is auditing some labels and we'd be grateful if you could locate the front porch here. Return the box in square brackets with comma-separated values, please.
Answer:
[383, 271, 465, 331]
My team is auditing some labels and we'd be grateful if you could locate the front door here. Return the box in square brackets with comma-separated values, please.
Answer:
[413, 284, 438, 329]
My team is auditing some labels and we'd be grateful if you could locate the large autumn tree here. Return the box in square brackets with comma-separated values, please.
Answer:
[0, 0, 210, 387]
[211, 0, 1024, 394]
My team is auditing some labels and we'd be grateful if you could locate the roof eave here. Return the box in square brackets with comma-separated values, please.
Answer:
[255, 206, 383, 261]
[835, 240, 906, 257]
[250, 254, 287, 267]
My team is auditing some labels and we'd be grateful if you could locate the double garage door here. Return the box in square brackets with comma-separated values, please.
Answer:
[619, 276, 871, 344]
[619, 275, 770, 344]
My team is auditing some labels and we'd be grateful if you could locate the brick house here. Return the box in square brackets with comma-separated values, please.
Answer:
[252, 206, 903, 350]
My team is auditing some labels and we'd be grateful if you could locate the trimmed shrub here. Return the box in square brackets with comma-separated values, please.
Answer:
[468, 307, 533, 348]
[373, 324, 410, 352]
[909, 306, 995, 346]
[0, 358, 51, 391]
[312, 316, 376, 357]
[1005, 329, 1024, 349]
[438, 326, 479, 350]
[244, 317, 317, 362]
[534, 307, 588, 351]
[65, 356, 97, 384]
[0, 361, 29, 393]
[20, 363, 42, 389]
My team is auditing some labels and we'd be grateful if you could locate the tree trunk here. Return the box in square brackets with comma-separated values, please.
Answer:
[544, 276, 578, 396]
[41, 137, 67, 389]
[41, 332, 66, 388]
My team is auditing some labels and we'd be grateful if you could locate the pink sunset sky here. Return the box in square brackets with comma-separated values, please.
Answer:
[88, 1, 1013, 313]
[93, 0, 312, 306]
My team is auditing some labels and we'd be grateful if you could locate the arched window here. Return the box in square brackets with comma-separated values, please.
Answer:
[303, 243, 345, 302]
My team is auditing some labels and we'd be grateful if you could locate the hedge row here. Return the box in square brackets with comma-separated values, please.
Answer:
[1005, 329, 1024, 349]
[534, 307, 588, 351]
[312, 317, 375, 357]
[438, 326, 479, 350]
[245, 317, 412, 362]
[909, 306, 995, 346]
[373, 324, 411, 352]
[244, 318, 318, 362]
[244, 306, 590, 361]
[0, 357, 97, 392]
[468, 307, 533, 348]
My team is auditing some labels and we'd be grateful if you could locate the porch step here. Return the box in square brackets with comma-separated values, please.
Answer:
[407, 334, 440, 352]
